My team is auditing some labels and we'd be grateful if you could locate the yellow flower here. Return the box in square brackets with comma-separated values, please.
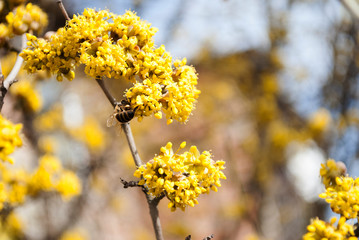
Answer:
[68, 117, 106, 153]
[10, 80, 42, 113]
[6, 3, 48, 35]
[134, 142, 226, 211]
[320, 159, 346, 188]
[56, 170, 82, 201]
[0, 212, 24, 239]
[309, 108, 331, 134]
[320, 176, 359, 219]
[21, 9, 200, 123]
[0, 23, 9, 46]
[28, 155, 81, 200]
[34, 104, 63, 132]
[303, 217, 356, 240]
[60, 229, 88, 240]
[0, 114, 22, 164]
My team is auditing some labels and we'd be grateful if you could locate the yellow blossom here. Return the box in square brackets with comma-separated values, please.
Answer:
[320, 176, 359, 219]
[34, 104, 63, 132]
[0, 212, 24, 239]
[68, 117, 106, 153]
[320, 159, 346, 188]
[60, 229, 88, 240]
[6, 3, 48, 35]
[10, 80, 42, 113]
[303, 217, 356, 240]
[28, 155, 81, 200]
[0, 114, 22, 164]
[56, 170, 82, 201]
[309, 108, 331, 134]
[134, 142, 226, 211]
[21, 9, 200, 123]
[0, 23, 9, 46]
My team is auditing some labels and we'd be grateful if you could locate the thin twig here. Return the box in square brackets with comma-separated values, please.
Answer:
[146, 194, 164, 240]
[4, 34, 26, 89]
[96, 83, 163, 239]
[120, 178, 141, 188]
[121, 123, 143, 167]
[340, 0, 359, 21]
[56, 0, 70, 21]
[0, 62, 6, 112]
[0, 34, 27, 112]
[95, 77, 117, 107]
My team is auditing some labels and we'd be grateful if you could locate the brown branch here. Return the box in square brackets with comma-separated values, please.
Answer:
[95, 77, 117, 107]
[56, 0, 70, 21]
[120, 178, 141, 188]
[0, 66, 6, 112]
[121, 123, 143, 167]
[185, 234, 214, 240]
[0, 34, 27, 112]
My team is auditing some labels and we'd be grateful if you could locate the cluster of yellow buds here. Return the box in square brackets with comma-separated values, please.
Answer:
[0, 154, 81, 210]
[303, 217, 356, 240]
[0, 2, 47, 46]
[27, 154, 82, 200]
[319, 159, 346, 188]
[0, 163, 28, 208]
[134, 142, 226, 211]
[0, 212, 24, 239]
[303, 159, 359, 239]
[10, 79, 43, 113]
[20, 9, 200, 123]
[319, 176, 359, 219]
[0, 114, 22, 163]
[5, 3, 48, 35]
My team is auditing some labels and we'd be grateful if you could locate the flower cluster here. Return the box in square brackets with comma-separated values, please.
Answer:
[68, 117, 107, 153]
[0, 114, 22, 163]
[0, 212, 24, 239]
[308, 108, 331, 134]
[0, 163, 28, 208]
[2, 3, 48, 36]
[319, 176, 359, 219]
[320, 159, 346, 188]
[303, 160, 359, 239]
[0, 154, 81, 210]
[28, 154, 81, 200]
[303, 217, 356, 240]
[60, 229, 88, 240]
[10, 79, 43, 113]
[134, 142, 226, 211]
[20, 9, 200, 123]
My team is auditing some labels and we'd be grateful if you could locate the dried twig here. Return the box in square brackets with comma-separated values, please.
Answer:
[120, 178, 141, 188]
[56, 0, 70, 21]
[185, 234, 214, 240]
[95, 76, 117, 108]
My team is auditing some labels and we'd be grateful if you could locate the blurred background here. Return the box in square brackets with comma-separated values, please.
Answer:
[2, 0, 359, 239]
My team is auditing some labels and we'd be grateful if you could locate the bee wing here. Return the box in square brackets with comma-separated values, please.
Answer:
[116, 125, 123, 136]
[107, 115, 116, 127]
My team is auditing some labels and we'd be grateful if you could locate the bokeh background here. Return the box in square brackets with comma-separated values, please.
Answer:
[2, 0, 359, 239]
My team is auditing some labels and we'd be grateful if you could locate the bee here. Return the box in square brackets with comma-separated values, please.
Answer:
[107, 99, 138, 127]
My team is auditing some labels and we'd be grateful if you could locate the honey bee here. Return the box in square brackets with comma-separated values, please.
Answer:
[107, 99, 138, 127]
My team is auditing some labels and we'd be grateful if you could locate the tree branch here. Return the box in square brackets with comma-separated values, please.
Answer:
[95, 77, 117, 108]
[56, 0, 70, 21]
[55, 3, 164, 238]
[340, 0, 359, 21]
[0, 34, 27, 112]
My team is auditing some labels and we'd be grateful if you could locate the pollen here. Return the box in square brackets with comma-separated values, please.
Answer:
[133, 142, 226, 211]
